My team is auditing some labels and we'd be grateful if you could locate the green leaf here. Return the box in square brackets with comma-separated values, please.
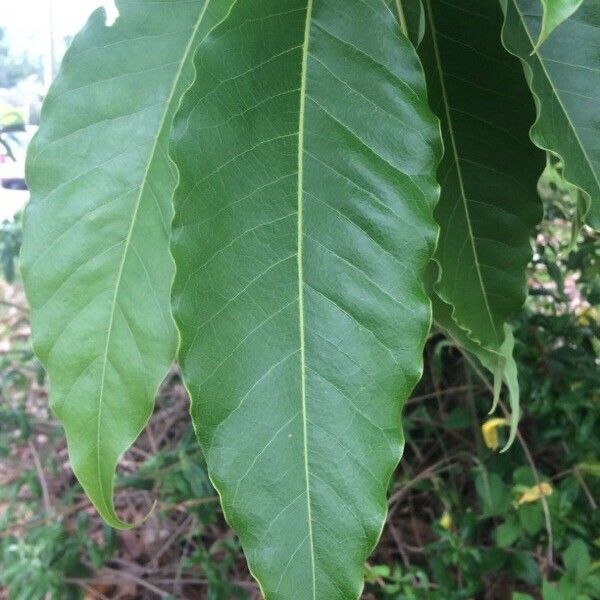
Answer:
[388, 0, 426, 47]
[415, 0, 541, 441]
[475, 471, 511, 518]
[511, 552, 541, 586]
[501, 0, 600, 229]
[496, 516, 521, 547]
[564, 540, 591, 582]
[542, 580, 563, 600]
[518, 502, 544, 535]
[512, 592, 536, 600]
[171, 1, 441, 597]
[535, 0, 584, 50]
[418, 0, 543, 351]
[20, 0, 209, 528]
[428, 262, 520, 447]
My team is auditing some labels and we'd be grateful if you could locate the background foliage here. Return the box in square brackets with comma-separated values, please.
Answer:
[1, 165, 599, 598]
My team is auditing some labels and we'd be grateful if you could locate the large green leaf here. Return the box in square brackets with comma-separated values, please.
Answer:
[171, 0, 441, 597]
[20, 0, 209, 528]
[417, 0, 543, 351]
[501, 0, 600, 229]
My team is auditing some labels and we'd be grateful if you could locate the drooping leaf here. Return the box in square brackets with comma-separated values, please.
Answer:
[412, 0, 542, 435]
[428, 263, 520, 448]
[170, 0, 441, 597]
[501, 0, 600, 229]
[535, 0, 584, 50]
[417, 0, 542, 352]
[21, 0, 209, 528]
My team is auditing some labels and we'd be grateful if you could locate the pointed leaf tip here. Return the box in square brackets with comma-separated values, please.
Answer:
[22, 0, 207, 526]
[532, 0, 583, 51]
[171, 1, 442, 596]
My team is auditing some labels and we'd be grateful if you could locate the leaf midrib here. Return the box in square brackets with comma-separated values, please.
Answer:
[297, 1, 317, 597]
[94, 3, 211, 520]
[424, 0, 501, 345]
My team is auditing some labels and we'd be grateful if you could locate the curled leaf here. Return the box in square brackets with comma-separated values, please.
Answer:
[482, 418, 510, 451]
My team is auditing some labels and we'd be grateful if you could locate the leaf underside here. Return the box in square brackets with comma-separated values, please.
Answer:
[21, 0, 208, 527]
[418, 0, 543, 353]
[171, 0, 441, 598]
[426, 262, 520, 448]
[501, 0, 600, 229]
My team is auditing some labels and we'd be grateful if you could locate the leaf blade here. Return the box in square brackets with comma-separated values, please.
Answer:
[171, 0, 441, 596]
[428, 262, 520, 448]
[21, 0, 208, 528]
[501, 0, 600, 229]
[414, 0, 542, 433]
[418, 0, 542, 349]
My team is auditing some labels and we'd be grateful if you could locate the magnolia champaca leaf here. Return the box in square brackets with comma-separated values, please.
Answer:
[535, 0, 584, 49]
[21, 0, 209, 528]
[414, 0, 543, 433]
[501, 0, 600, 229]
[417, 0, 543, 351]
[427, 264, 519, 449]
[171, 0, 441, 597]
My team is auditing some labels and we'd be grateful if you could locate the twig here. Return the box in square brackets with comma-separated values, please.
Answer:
[574, 467, 598, 510]
[159, 495, 220, 513]
[388, 456, 459, 506]
[28, 440, 51, 514]
[71, 580, 111, 600]
[407, 384, 480, 404]
[2, 498, 90, 535]
[0, 299, 28, 312]
[85, 563, 171, 598]
[68, 576, 258, 591]
[151, 514, 194, 567]
[387, 520, 410, 567]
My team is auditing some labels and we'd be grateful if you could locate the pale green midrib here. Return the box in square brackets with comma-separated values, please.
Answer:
[297, 1, 317, 598]
[511, 0, 600, 195]
[424, 0, 501, 346]
[94, 5, 210, 520]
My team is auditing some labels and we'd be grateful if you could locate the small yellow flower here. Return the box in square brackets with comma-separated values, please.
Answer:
[439, 511, 452, 530]
[481, 418, 510, 451]
[517, 482, 553, 505]
[577, 306, 599, 327]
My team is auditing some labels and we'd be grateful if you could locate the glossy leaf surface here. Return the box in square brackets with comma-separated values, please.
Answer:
[21, 0, 207, 527]
[171, 1, 441, 597]
[501, 0, 600, 228]
[418, 0, 543, 351]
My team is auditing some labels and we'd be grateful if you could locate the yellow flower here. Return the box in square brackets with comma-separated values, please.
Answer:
[439, 511, 452, 530]
[481, 418, 510, 451]
[577, 306, 599, 327]
[517, 482, 553, 505]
